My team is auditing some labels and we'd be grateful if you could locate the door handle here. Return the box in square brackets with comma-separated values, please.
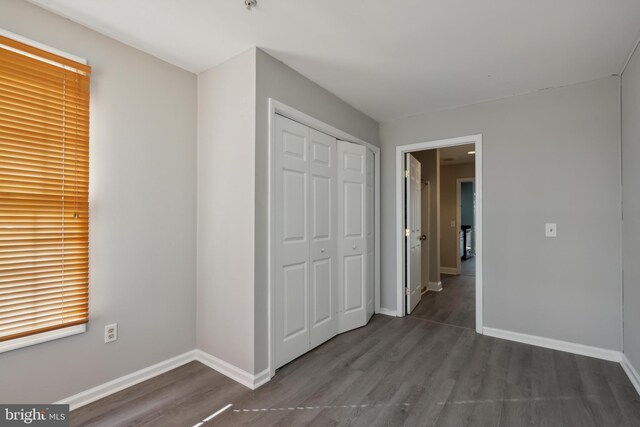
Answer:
[420, 235, 427, 241]
[352, 245, 357, 250]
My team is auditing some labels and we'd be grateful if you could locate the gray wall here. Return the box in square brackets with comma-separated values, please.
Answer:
[254, 49, 379, 373]
[413, 150, 440, 284]
[461, 182, 474, 228]
[622, 46, 640, 373]
[197, 49, 256, 373]
[0, 0, 197, 403]
[461, 181, 475, 253]
[380, 77, 622, 350]
[440, 163, 475, 269]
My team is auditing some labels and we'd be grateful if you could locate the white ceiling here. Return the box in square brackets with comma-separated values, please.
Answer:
[27, 0, 640, 121]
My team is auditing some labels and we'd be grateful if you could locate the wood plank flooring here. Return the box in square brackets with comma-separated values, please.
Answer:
[460, 257, 475, 276]
[410, 273, 475, 330]
[71, 315, 640, 426]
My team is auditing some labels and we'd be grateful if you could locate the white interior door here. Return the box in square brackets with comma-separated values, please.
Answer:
[338, 140, 367, 333]
[366, 149, 375, 322]
[274, 116, 311, 368]
[309, 129, 338, 348]
[406, 153, 422, 314]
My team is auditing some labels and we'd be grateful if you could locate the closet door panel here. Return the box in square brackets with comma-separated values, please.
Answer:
[275, 115, 311, 368]
[309, 129, 338, 348]
[337, 141, 367, 333]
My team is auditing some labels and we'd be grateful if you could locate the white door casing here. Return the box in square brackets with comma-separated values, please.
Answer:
[366, 149, 375, 321]
[309, 129, 338, 348]
[338, 140, 367, 333]
[274, 115, 311, 368]
[406, 153, 422, 314]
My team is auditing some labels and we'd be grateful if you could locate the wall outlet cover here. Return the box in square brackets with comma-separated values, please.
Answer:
[104, 323, 118, 343]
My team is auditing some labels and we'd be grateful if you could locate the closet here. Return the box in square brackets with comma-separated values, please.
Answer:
[274, 114, 374, 369]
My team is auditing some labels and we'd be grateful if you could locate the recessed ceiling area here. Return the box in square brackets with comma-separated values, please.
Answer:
[26, 0, 640, 121]
[439, 144, 476, 165]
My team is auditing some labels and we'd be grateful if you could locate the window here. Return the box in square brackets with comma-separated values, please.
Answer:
[0, 34, 91, 346]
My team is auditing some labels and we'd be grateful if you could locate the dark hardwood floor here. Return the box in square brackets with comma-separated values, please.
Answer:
[410, 273, 476, 330]
[71, 314, 640, 427]
[460, 256, 475, 276]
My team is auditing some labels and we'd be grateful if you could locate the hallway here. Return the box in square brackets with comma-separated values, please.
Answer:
[410, 257, 476, 330]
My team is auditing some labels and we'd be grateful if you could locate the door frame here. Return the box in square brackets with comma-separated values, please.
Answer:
[456, 178, 475, 274]
[422, 180, 430, 294]
[395, 134, 483, 333]
[268, 99, 380, 378]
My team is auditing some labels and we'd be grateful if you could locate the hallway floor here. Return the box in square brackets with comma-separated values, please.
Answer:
[410, 272, 475, 330]
[71, 314, 640, 427]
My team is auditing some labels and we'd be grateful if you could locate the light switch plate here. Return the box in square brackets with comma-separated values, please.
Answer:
[545, 223, 557, 237]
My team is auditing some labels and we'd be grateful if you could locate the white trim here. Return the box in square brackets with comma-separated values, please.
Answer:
[374, 148, 381, 314]
[620, 32, 640, 76]
[0, 324, 86, 354]
[440, 267, 458, 275]
[0, 28, 87, 64]
[195, 350, 270, 390]
[267, 98, 380, 379]
[427, 281, 443, 292]
[621, 354, 640, 396]
[378, 308, 398, 317]
[456, 177, 475, 274]
[483, 327, 622, 362]
[57, 350, 196, 411]
[395, 134, 483, 333]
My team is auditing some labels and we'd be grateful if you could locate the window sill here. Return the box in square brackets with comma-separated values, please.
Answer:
[0, 324, 86, 354]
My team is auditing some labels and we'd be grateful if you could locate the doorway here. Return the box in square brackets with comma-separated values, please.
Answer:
[395, 135, 483, 334]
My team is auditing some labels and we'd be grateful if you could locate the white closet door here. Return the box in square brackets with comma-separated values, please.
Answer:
[309, 129, 338, 348]
[366, 149, 375, 322]
[338, 140, 367, 333]
[274, 115, 311, 368]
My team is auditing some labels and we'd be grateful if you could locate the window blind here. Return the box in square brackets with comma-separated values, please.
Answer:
[0, 35, 90, 342]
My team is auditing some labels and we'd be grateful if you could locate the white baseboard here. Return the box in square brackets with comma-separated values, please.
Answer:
[621, 354, 640, 396]
[440, 267, 458, 275]
[377, 307, 397, 317]
[483, 327, 622, 362]
[195, 350, 270, 390]
[427, 281, 443, 292]
[57, 350, 197, 411]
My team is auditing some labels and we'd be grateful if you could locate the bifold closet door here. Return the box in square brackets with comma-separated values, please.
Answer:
[338, 140, 368, 333]
[274, 116, 311, 368]
[274, 115, 338, 369]
[308, 129, 338, 348]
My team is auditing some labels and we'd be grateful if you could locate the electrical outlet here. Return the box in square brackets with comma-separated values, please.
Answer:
[104, 323, 118, 343]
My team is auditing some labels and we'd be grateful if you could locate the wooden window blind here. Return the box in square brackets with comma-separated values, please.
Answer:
[0, 35, 90, 342]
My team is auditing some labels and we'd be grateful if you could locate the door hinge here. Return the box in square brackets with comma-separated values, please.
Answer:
[405, 287, 410, 296]
[405, 169, 410, 178]
[405, 228, 410, 237]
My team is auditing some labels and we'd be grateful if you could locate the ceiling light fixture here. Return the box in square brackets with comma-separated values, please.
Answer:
[244, 0, 257, 10]
[468, 151, 476, 154]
